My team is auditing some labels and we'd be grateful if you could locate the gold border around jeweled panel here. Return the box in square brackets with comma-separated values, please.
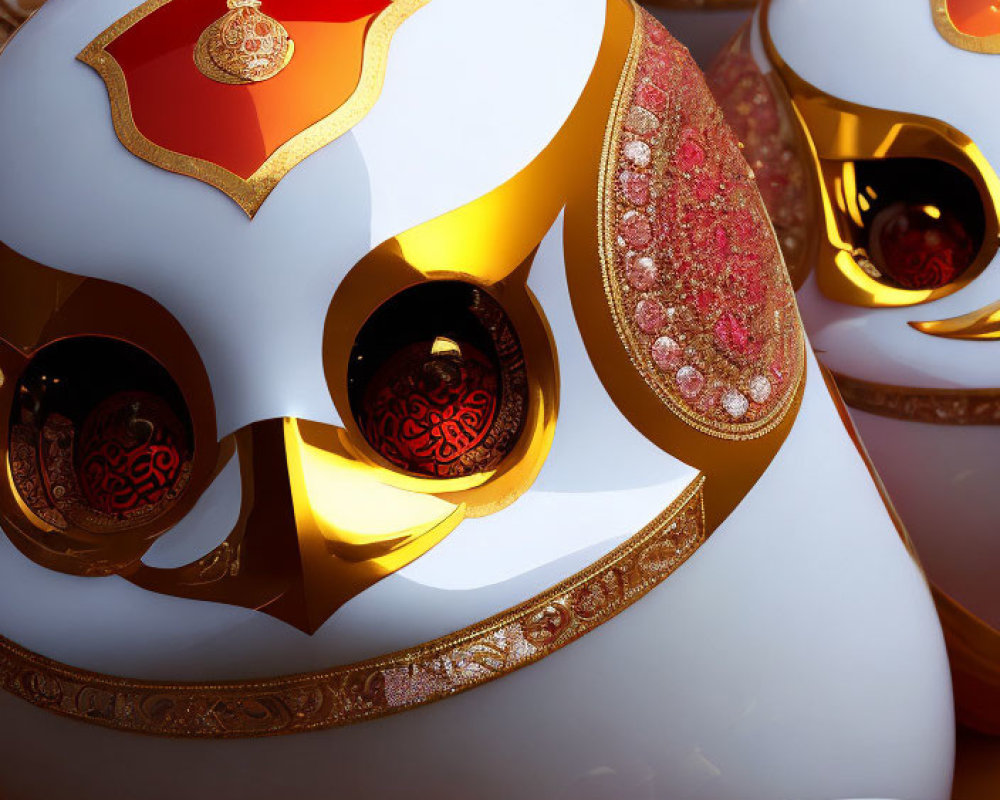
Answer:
[0, 476, 706, 738]
[833, 372, 1000, 425]
[931, 0, 1000, 54]
[77, 0, 427, 218]
[597, 5, 804, 442]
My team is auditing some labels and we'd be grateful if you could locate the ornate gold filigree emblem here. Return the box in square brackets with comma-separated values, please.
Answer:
[194, 0, 294, 84]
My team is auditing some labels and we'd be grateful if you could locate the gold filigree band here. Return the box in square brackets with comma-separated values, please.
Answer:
[0, 477, 705, 738]
[833, 371, 1000, 426]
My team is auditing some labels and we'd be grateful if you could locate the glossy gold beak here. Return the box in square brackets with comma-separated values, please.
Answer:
[131, 418, 464, 634]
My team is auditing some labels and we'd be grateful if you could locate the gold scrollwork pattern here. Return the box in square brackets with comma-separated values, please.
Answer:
[0, 477, 705, 738]
[833, 372, 1000, 426]
[600, 9, 805, 440]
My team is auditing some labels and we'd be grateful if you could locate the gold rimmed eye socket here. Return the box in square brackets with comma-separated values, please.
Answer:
[347, 281, 528, 481]
[8, 336, 194, 540]
[825, 157, 988, 292]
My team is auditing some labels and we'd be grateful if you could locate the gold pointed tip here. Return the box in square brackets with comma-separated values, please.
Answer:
[909, 311, 1000, 341]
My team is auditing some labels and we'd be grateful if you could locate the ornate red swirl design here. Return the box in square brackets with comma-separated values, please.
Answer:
[362, 343, 501, 478]
[77, 392, 187, 517]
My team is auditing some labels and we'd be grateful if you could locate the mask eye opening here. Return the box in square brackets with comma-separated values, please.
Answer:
[822, 155, 995, 295]
[347, 281, 529, 481]
[8, 336, 195, 534]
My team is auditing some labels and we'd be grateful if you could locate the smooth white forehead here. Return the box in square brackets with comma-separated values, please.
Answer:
[770, 0, 1000, 170]
[0, 0, 604, 436]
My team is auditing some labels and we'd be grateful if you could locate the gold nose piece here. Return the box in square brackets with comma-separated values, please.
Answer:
[131, 417, 465, 635]
[285, 418, 465, 564]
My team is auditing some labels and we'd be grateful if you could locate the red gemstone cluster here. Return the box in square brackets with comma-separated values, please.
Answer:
[603, 12, 803, 437]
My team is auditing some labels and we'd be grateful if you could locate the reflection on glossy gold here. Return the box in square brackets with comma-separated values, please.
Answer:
[760, 0, 1000, 308]
[287, 419, 464, 566]
[911, 299, 1000, 340]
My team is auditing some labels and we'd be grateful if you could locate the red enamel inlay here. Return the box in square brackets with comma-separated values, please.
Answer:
[105, 0, 390, 179]
[947, 0, 1000, 37]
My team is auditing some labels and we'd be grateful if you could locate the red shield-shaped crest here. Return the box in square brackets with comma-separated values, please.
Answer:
[80, 0, 427, 216]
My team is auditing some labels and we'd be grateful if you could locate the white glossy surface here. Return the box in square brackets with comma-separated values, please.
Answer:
[0, 2, 955, 798]
[850, 408, 1000, 629]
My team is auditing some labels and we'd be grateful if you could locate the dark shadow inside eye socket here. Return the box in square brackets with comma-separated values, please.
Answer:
[9, 337, 194, 531]
[838, 158, 986, 290]
[348, 281, 528, 479]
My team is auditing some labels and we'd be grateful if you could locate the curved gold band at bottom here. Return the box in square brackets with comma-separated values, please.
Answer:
[832, 372, 1000, 426]
[0, 477, 705, 739]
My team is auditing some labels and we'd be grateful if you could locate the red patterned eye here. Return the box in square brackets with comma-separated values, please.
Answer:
[869, 202, 976, 290]
[9, 338, 194, 533]
[349, 282, 528, 479]
[837, 157, 985, 291]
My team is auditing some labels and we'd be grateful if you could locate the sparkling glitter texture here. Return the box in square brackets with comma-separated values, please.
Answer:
[707, 25, 813, 288]
[602, 11, 804, 439]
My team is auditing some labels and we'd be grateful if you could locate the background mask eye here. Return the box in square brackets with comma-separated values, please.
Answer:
[833, 158, 985, 291]
[9, 337, 194, 533]
[348, 282, 528, 479]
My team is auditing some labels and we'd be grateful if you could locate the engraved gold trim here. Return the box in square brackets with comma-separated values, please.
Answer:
[931, 0, 1000, 54]
[0, 477, 705, 738]
[78, 0, 427, 218]
[760, 0, 1000, 308]
[832, 371, 1000, 425]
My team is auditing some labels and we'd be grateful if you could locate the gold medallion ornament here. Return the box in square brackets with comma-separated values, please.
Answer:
[195, 0, 294, 84]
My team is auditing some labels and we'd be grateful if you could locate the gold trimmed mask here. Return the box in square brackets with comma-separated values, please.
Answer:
[0, 0, 804, 721]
